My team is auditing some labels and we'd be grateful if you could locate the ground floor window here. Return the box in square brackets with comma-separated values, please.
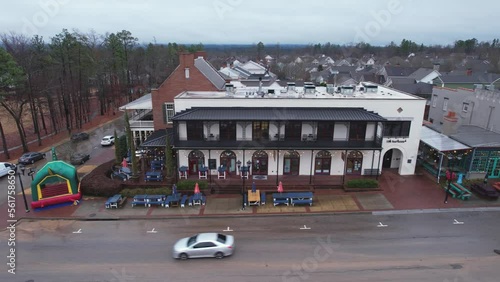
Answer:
[315, 150, 331, 175]
[188, 150, 205, 174]
[252, 150, 268, 175]
[283, 150, 300, 175]
[346, 151, 363, 174]
[220, 150, 236, 173]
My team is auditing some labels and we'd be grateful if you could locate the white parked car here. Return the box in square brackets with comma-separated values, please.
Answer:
[100, 135, 115, 146]
[0, 162, 16, 178]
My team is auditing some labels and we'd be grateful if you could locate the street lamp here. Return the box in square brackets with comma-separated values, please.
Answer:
[14, 165, 30, 213]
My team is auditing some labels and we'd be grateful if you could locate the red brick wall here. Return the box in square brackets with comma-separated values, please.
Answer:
[152, 52, 220, 130]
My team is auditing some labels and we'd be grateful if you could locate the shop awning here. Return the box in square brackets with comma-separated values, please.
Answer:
[420, 126, 470, 152]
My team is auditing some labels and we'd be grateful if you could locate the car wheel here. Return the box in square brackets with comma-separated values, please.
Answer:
[215, 252, 224, 259]
[42, 154, 46, 159]
[31, 159, 35, 164]
[179, 253, 188, 260]
[80, 160, 85, 165]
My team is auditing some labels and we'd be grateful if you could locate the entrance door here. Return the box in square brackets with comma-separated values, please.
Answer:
[346, 151, 363, 175]
[188, 150, 205, 175]
[220, 150, 236, 173]
[283, 150, 300, 175]
[315, 151, 332, 175]
[189, 159, 199, 174]
[383, 150, 393, 168]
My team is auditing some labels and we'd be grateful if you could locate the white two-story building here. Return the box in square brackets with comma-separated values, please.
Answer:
[171, 82, 426, 188]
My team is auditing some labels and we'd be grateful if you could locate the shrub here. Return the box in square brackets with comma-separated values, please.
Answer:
[346, 179, 379, 188]
[176, 180, 208, 191]
[80, 159, 123, 197]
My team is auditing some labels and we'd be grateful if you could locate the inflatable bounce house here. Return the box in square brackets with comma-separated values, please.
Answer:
[30, 158, 81, 209]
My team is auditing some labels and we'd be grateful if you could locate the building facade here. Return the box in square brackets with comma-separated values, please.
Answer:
[171, 83, 426, 179]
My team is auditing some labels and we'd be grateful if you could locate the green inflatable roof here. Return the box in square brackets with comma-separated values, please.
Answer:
[31, 161, 79, 201]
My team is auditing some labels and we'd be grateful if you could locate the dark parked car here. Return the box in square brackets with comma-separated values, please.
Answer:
[18, 152, 45, 165]
[471, 183, 499, 200]
[70, 153, 90, 165]
[71, 132, 90, 142]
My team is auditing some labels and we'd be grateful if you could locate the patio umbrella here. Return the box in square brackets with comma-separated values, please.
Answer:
[122, 158, 128, 168]
[277, 181, 284, 193]
[251, 182, 257, 193]
[194, 182, 200, 194]
[172, 184, 177, 195]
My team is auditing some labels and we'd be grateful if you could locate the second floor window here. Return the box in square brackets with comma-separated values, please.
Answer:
[349, 122, 366, 141]
[443, 98, 449, 111]
[383, 121, 411, 137]
[432, 95, 437, 107]
[253, 121, 269, 141]
[285, 121, 302, 141]
[317, 122, 334, 141]
[164, 103, 174, 124]
[186, 121, 204, 141]
[220, 121, 236, 141]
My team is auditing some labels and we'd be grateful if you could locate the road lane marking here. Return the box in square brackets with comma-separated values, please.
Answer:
[72, 229, 82, 234]
[300, 225, 311, 230]
[453, 219, 464, 225]
[223, 227, 233, 232]
[147, 228, 157, 233]
[377, 222, 388, 227]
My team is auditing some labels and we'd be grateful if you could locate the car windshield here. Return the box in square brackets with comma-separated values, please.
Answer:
[187, 235, 197, 247]
[217, 234, 227, 243]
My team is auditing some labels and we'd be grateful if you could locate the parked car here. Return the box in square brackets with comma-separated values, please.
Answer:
[172, 233, 235, 260]
[0, 162, 16, 178]
[18, 152, 45, 165]
[100, 135, 115, 146]
[71, 132, 89, 142]
[70, 153, 90, 165]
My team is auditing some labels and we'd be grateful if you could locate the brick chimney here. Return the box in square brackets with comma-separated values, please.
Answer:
[442, 111, 458, 135]
[179, 52, 195, 68]
[194, 51, 207, 59]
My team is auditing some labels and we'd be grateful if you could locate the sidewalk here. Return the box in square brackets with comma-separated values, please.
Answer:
[4, 170, 500, 228]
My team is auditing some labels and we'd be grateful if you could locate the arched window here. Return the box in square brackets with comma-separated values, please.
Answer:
[283, 150, 300, 175]
[315, 150, 331, 175]
[220, 150, 236, 173]
[188, 150, 205, 174]
[252, 150, 268, 175]
[346, 150, 363, 174]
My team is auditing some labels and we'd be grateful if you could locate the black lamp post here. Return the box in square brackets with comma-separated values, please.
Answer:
[236, 160, 244, 209]
[15, 165, 30, 213]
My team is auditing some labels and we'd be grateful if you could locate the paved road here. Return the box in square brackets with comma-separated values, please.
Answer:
[0, 119, 123, 207]
[2, 212, 499, 282]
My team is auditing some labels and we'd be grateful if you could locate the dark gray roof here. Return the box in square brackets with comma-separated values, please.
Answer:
[439, 73, 500, 84]
[385, 66, 420, 77]
[140, 129, 173, 147]
[427, 124, 500, 148]
[450, 125, 500, 148]
[172, 107, 386, 122]
[408, 68, 435, 81]
[391, 82, 433, 95]
[390, 77, 416, 84]
[194, 58, 226, 90]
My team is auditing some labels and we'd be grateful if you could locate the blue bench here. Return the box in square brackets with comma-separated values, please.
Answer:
[201, 196, 207, 205]
[132, 195, 148, 207]
[163, 197, 171, 207]
[273, 198, 289, 206]
[260, 192, 266, 205]
[291, 199, 313, 206]
[180, 195, 188, 207]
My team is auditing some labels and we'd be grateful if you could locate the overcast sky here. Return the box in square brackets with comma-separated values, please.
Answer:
[1, 0, 498, 45]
